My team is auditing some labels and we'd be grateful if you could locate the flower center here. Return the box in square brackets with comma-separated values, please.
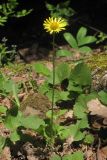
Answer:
[50, 22, 59, 30]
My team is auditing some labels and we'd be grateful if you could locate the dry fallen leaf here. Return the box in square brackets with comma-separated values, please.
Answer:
[1, 97, 12, 109]
[0, 146, 11, 160]
[87, 98, 107, 119]
[65, 135, 74, 145]
[96, 146, 107, 160]
[100, 146, 107, 158]
[64, 110, 73, 119]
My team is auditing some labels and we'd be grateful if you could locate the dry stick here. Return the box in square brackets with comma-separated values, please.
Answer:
[96, 138, 101, 160]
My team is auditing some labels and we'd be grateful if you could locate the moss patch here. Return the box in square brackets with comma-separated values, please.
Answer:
[86, 53, 107, 75]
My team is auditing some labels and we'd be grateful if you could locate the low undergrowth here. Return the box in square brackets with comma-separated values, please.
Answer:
[0, 22, 107, 160]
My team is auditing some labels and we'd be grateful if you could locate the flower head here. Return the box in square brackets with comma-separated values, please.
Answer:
[43, 17, 67, 34]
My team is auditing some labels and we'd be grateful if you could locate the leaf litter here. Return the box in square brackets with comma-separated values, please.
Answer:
[0, 50, 107, 159]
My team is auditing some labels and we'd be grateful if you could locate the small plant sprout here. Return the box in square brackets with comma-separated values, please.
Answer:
[43, 17, 67, 144]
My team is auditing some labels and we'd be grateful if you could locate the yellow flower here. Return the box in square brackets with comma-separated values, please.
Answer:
[43, 17, 67, 34]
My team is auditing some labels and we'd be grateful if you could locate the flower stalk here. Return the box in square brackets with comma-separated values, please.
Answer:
[51, 33, 55, 142]
[43, 17, 67, 144]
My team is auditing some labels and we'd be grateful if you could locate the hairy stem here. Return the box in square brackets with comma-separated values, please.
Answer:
[51, 33, 55, 142]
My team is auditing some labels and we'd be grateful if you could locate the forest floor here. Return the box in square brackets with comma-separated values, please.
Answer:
[0, 40, 107, 160]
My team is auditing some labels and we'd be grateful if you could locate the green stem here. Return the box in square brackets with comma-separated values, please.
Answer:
[51, 33, 55, 142]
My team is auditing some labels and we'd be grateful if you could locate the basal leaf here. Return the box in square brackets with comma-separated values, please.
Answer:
[71, 151, 84, 160]
[12, 82, 20, 108]
[46, 109, 67, 120]
[74, 93, 98, 119]
[79, 46, 92, 54]
[0, 77, 20, 94]
[21, 115, 45, 130]
[67, 81, 83, 93]
[70, 124, 85, 141]
[10, 130, 20, 142]
[0, 136, 6, 152]
[78, 36, 96, 46]
[58, 126, 72, 140]
[62, 151, 84, 160]
[48, 63, 70, 84]
[74, 131, 85, 141]
[62, 154, 73, 160]
[50, 154, 61, 160]
[77, 117, 89, 129]
[4, 111, 22, 130]
[64, 32, 78, 49]
[77, 92, 98, 104]
[76, 27, 87, 42]
[73, 102, 87, 118]
[59, 91, 70, 101]
[98, 91, 107, 105]
[38, 82, 50, 94]
[32, 62, 50, 76]
[56, 49, 72, 57]
[0, 105, 7, 114]
[3, 80, 15, 93]
[56, 63, 70, 83]
[84, 134, 94, 144]
[69, 62, 92, 86]
[46, 89, 69, 103]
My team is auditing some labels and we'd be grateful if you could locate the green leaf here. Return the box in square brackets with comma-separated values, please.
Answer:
[67, 81, 83, 93]
[69, 118, 89, 141]
[85, 92, 98, 101]
[98, 91, 107, 105]
[15, 9, 32, 18]
[76, 27, 87, 42]
[62, 151, 84, 160]
[71, 151, 84, 160]
[73, 102, 87, 118]
[64, 32, 78, 49]
[45, 3, 55, 11]
[56, 49, 72, 57]
[79, 46, 92, 54]
[12, 82, 20, 108]
[70, 124, 85, 141]
[62, 154, 73, 160]
[84, 134, 94, 144]
[50, 154, 61, 160]
[77, 117, 89, 129]
[58, 117, 88, 142]
[3, 79, 15, 93]
[69, 62, 92, 86]
[4, 111, 22, 130]
[10, 130, 20, 142]
[46, 109, 67, 120]
[0, 16, 7, 26]
[77, 92, 98, 106]
[46, 89, 69, 103]
[0, 136, 6, 152]
[58, 126, 72, 140]
[78, 36, 96, 46]
[48, 63, 70, 84]
[47, 72, 59, 85]
[0, 105, 7, 114]
[0, 76, 20, 94]
[21, 115, 45, 130]
[56, 63, 70, 82]
[58, 91, 70, 101]
[32, 62, 50, 76]
[74, 131, 85, 142]
[38, 82, 50, 94]
[74, 93, 98, 119]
